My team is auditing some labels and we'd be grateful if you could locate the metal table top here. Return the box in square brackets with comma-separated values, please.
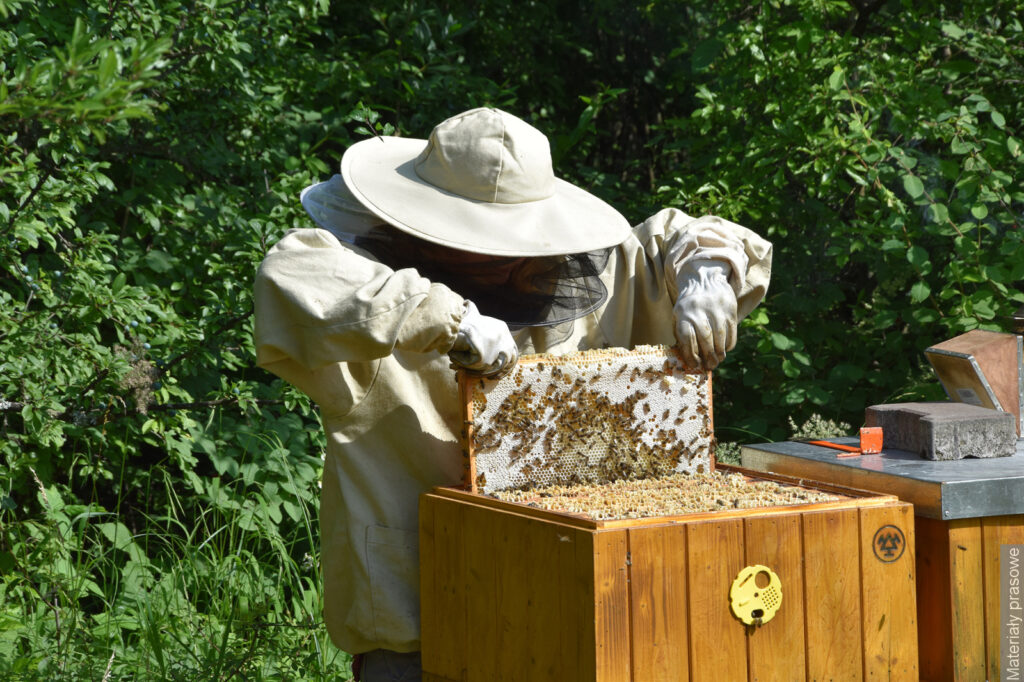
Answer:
[741, 439, 1024, 520]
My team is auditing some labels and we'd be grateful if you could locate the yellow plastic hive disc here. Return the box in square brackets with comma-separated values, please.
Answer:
[730, 564, 783, 626]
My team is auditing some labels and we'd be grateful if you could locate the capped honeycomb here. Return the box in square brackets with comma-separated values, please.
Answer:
[461, 345, 712, 494]
[491, 471, 846, 521]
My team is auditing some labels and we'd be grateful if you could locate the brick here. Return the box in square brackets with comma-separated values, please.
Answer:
[865, 402, 1016, 460]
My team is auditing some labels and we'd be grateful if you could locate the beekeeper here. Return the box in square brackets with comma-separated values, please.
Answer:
[254, 107, 771, 681]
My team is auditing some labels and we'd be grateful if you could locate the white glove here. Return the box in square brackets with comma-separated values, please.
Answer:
[673, 260, 738, 370]
[448, 301, 518, 378]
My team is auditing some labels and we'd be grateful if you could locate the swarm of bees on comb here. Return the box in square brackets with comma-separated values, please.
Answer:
[462, 345, 844, 520]
[464, 345, 713, 495]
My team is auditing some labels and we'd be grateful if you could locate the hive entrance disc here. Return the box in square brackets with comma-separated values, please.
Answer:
[730, 565, 783, 626]
[461, 345, 713, 494]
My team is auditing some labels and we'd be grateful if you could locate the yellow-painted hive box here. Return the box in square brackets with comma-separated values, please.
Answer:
[420, 346, 918, 681]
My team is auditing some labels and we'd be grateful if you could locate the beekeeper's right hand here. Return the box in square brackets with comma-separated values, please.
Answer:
[448, 301, 518, 378]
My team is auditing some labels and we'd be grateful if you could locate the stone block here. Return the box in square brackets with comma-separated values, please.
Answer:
[865, 402, 1016, 460]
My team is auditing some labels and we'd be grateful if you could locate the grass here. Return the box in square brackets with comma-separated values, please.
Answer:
[0, 462, 352, 680]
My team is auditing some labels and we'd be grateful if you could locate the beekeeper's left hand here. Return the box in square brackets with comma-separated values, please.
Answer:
[673, 260, 738, 370]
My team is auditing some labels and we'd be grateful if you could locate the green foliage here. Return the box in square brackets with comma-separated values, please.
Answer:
[2, 0, 1022, 676]
[1, 0, 349, 677]
[651, 0, 1024, 439]
[2, 445, 338, 680]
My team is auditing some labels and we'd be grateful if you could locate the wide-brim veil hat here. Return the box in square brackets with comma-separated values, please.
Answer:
[340, 107, 630, 257]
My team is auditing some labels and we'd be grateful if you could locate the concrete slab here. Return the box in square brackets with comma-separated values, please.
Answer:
[865, 401, 1016, 459]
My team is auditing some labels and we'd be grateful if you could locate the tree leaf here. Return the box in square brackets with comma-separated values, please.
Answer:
[902, 174, 924, 198]
[906, 245, 929, 268]
[144, 250, 175, 273]
[909, 281, 931, 303]
[110, 272, 126, 294]
[973, 300, 996, 319]
[692, 39, 724, 72]
[845, 167, 868, 186]
[98, 48, 118, 86]
[928, 203, 950, 223]
[828, 67, 844, 91]
[950, 138, 974, 155]
[770, 332, 797, 351]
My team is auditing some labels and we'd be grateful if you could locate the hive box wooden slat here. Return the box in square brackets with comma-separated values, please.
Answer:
[915, 515, 1024, 681]
[419, 465, 919, 682]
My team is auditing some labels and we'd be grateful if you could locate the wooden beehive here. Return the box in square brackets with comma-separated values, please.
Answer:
[421, 347, 919, 681]
[916, 515, 1024, 681]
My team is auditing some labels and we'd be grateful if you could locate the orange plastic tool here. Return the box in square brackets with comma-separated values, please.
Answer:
[807, 427, 883, 458]
[859, 426, 883, 454]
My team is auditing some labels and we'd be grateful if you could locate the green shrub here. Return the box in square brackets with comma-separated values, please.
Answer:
[0, 1, 351, 677]
[652, 1, 1024, 440]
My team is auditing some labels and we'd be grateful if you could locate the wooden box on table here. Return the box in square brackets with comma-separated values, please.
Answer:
[419, 347, 918, 681]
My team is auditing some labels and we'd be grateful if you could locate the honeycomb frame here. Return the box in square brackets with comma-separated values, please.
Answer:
[459, 345, 713, 494]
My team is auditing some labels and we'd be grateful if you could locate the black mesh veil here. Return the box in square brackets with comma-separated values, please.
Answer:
[354, 227, 611, 329]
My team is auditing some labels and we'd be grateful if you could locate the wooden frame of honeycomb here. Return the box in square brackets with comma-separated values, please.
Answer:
[490, 469, 846, 521]
[459, 345, 714, 497]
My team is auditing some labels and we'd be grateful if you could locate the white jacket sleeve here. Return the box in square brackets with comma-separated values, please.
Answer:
[254, 228, 464, 373]
[656, 208, 773, 320]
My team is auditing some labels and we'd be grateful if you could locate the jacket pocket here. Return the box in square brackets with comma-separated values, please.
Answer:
[366, 525, 420, 647]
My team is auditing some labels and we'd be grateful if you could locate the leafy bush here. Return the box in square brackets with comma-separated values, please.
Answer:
[650, 1, 1024, 440]
[1, 1, 349, 677]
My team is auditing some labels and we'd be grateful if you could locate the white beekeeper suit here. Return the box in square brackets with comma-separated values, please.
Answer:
[253, 108, 771, 671]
